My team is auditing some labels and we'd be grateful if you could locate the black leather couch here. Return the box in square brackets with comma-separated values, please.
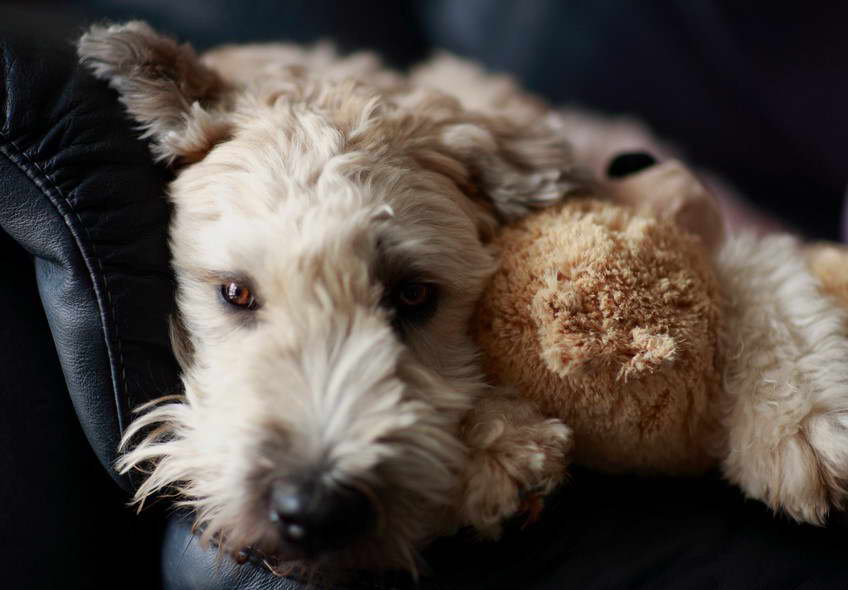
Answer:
[2, 3, 848, 589]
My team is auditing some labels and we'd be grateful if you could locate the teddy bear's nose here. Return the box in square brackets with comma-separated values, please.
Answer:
[607, 151, 658, 178]
[269, 476, 375, 556]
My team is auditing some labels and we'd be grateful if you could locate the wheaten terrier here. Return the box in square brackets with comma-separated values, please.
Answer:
[78, 21, 586, 572]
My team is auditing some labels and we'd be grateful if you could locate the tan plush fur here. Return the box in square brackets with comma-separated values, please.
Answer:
[806, 243, 848, 309]
[474, 197, 848, 525]
[473, 200, 723, 474]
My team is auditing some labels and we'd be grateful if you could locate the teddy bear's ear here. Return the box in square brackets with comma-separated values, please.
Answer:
[78, 21, 232, 165]
[608, 157, 725, 249]
[805, 243, 848, 308]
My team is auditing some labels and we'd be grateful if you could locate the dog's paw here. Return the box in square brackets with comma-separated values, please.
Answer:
[458, 417, 572, 537]
[728, 410, 848, 525]
[716, 232, 848, 524]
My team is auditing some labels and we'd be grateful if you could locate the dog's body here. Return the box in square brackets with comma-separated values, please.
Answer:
[77, 22, 848, 574]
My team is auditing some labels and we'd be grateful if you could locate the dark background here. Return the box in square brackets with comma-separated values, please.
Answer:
[5, 0, 848, 240]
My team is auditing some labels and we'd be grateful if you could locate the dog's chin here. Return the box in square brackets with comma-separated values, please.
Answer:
[224, 538, 336, 576]
[223, 526, 416, 575]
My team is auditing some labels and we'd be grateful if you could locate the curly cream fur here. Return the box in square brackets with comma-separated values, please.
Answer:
[716, 234, 848, 524]
[78, 21, 586, 571]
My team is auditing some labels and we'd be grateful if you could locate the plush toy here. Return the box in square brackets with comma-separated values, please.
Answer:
[473, 158, 848, 523]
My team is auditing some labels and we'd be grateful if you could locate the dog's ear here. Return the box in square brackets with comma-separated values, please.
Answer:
[437, 117, 593, 223]
[77, 21, 231, 165]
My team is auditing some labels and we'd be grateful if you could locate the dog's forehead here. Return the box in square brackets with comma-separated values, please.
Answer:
[166, 89, 489, 291]
[169, 163, 475, 280]
[171, 96, 438, 211]
[173, 118, 346, 208]
[177, 194, 465, 270]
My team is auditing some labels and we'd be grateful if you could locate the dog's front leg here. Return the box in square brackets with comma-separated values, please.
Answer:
[456, 388, 573, 538]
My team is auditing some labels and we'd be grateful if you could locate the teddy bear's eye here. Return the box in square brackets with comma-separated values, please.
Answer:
[221, 282, 257, 310]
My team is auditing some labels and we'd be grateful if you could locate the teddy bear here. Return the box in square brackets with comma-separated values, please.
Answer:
[473, 155, 848, 524]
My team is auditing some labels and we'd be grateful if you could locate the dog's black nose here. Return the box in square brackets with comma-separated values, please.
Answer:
[269, 476, 375, 556]
[607, 151, 658, 178]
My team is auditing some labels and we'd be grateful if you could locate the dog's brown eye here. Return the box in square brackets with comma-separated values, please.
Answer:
[383, 280, 439, 328]
[221, 282, 257, 310]
[397, 282, 432, 308]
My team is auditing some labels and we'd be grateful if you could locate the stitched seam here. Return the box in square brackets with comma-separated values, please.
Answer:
[0, 134, 128, 434]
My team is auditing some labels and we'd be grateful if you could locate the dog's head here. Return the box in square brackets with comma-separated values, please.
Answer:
[79, 21, 586, 571]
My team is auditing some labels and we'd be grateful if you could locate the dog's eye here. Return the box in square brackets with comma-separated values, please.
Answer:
[393, 282, 438, 323]
[397, 283, 432, 308]
[221, 282, 257, 310]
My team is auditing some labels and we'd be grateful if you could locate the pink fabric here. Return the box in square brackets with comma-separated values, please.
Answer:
[701, 172, 790, 238]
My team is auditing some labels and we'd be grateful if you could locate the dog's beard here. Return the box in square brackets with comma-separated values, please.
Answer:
[117, 339, 474, 573]
[117, 190, 496, 573]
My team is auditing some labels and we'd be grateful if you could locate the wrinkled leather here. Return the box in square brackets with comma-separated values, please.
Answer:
[0, 228, 165, 589]
[163, 514, 310, 590]
[0, 8, 180, 489]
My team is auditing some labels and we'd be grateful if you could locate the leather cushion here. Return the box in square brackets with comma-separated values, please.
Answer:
[0, 8, 180, 489]
[0, 229, 166, 589]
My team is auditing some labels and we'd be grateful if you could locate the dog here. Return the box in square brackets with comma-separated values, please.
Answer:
[78, 19, 848, 578]
[77, 21, 585, 573]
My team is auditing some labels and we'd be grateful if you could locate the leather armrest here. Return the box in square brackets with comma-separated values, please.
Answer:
[0, 8, 180, 489]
